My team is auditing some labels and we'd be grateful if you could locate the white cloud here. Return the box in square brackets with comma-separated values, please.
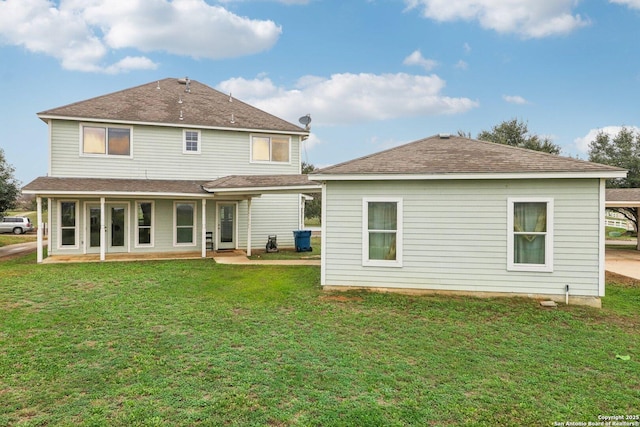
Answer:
[404, 0, 590, 38]
[0, 0, 281, 73]
[610, 0, 640, 9]
[502, 94, 528, 104]
[574, 126, 640, 153]
[104, 56, 159, 74]
[218, 72, 479, 126]
[455, 60, 468, 70]
[403, 50, 438, 71]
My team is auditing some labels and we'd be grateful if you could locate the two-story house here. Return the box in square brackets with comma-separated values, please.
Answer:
[23, 78, 320, 263]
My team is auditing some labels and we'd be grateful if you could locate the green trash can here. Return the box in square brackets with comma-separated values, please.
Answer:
[293, 230, 312, 252]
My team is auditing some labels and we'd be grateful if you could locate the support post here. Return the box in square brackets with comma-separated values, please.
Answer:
[247, 198, 252, 257]
[201, 198, 207, 258]
[36, 196, 43, 263]
[100, 197, 106, 262]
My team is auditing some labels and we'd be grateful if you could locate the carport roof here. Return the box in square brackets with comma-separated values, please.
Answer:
[606, 188, 640, 207]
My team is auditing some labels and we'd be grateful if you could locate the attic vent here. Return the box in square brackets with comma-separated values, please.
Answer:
[178, 77, 191, 93]
[439, 133, 451, 139]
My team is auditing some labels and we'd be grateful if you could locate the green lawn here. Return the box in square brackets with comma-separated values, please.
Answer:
[0, 254, 638, 426]
[0, 235, 37, 247]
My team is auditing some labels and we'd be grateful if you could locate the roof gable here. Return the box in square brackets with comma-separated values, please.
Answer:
[38, 78, 306, 134]
[314, 135, 626, 177]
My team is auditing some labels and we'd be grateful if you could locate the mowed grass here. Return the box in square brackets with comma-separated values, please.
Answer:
[1, 254, 639, 426]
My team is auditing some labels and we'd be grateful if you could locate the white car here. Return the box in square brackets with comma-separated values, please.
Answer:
[0, 216, 34, 234]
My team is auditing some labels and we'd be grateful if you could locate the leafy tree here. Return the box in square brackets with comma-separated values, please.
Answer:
[302, 161, 321, 223]
[588, 127, 640, 248]
[477, 118, 561, 154]
[0, 148, 20, 215]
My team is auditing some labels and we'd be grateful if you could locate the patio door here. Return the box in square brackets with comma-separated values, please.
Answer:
[217, 203, 236, 250]
[87, 204, 128, 253]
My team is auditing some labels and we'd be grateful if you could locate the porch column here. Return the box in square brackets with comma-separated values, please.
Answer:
[201, 198, 207, 258]
[100, 197, 106, 262]
[36, 196, 43, 263]
[247, 197, 252, 257]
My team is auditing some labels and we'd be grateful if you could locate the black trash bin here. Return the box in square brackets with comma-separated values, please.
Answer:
[293, 230, 312, 252]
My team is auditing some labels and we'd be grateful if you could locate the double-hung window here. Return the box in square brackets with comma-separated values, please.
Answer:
[59, 201, 78, 248]
[174, 202, 196, 245]
[507, 198, 554, 272]
[251, 135, 290, 163]
[82, 125, 131, 156]
[136, 201, 154, 246]
[363, 198, 403, 267]
[183, 130, 200, 154]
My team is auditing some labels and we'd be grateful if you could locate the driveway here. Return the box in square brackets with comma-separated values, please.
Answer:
[606, 246, 640, 280]
[0, 240, 47, 260]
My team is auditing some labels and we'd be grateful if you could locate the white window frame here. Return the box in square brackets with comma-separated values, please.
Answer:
[135, 201, 154, 248]
[507, 197, 554, 272]
[79, 123, 133, 158]
[362, 197, 403, 268]
[173, 201, 196, 247]
[250, 134, 291, 164]
[183, 129, 201, 154]
[58, 199, 79, 249]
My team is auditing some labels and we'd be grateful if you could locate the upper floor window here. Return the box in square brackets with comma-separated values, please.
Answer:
[507, 198, 554, 272]
[183, 130, 200, 154]
[251, 135, 290, 163]
[82, 125, 131, 156]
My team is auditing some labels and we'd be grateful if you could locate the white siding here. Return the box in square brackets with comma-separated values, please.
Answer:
[50, 121, 301, 179]
[323, 179, 602, 297]
[237, 194, 301, 249]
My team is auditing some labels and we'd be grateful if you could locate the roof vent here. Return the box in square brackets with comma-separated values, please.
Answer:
[178, 77, 191, 93]
[439, 133, 450, 139]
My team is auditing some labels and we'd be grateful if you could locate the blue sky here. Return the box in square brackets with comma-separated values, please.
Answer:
[1, 0, 639, 184]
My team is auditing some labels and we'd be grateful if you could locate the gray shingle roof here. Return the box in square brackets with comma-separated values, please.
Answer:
[38, 78, 306, 134]
[314, 135, 627, 176]
[23, 175, 320, 196]
[23, 177, 209, 196]
[606, 188, 640, 202]
[203, 174, 320, 191]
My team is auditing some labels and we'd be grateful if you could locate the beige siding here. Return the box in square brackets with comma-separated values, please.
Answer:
[50, 120, 301, 179]
[323, 179, 602, 297]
